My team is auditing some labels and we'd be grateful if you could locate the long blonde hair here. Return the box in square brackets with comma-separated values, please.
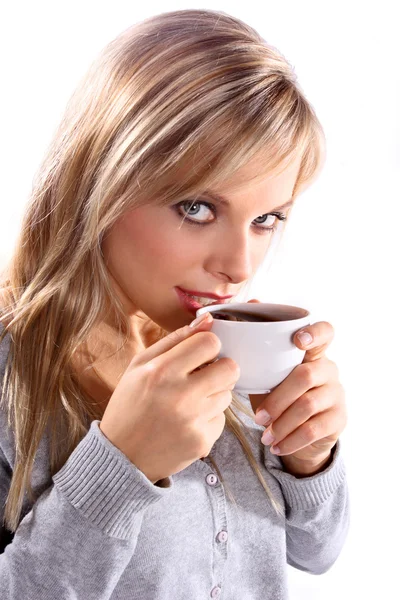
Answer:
[0, 9, 325, 532]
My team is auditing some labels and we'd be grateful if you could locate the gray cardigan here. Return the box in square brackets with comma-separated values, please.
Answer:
[0, 323, 349, 599]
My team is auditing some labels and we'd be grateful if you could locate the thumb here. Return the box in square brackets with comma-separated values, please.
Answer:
[133, 311, 214, 366]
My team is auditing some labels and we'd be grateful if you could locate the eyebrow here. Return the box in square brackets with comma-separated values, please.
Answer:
[203, 190, 295, 213]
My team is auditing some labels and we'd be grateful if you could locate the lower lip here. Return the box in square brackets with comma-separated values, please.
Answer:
[175, 287, 223, 316]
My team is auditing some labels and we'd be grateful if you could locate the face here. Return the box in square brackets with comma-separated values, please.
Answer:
[101, 154, 303, 337]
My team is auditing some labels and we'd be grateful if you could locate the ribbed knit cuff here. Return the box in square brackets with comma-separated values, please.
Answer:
[265, 439, 346, 510]
[53, 420, 173, 539]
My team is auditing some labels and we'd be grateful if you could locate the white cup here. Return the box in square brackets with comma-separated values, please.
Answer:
[195, 302, 311, 394]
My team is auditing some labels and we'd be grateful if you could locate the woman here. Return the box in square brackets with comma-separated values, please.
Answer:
[0, 9, 349, 599]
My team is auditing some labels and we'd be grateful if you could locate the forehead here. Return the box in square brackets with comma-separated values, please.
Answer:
[213, 153, 303, 203]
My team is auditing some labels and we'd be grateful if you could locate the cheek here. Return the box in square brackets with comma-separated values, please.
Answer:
[105, 209, 202, 277]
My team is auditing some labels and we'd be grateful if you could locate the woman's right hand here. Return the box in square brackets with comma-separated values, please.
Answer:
[99, 313, 240, 483]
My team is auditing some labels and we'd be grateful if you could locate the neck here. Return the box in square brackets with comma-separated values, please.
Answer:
[72, 315, 162, 413]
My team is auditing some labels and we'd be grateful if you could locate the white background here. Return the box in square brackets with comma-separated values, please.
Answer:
[1, 1, 399, 598]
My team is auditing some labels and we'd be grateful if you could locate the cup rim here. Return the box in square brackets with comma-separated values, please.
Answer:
[196, 302, 310, 322]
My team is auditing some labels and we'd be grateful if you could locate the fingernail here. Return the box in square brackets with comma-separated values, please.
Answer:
[254, 409, 272, 426]
[261, 430, 275, 446]
[270, 445, 281, 454]
[296, 331, 313, 346]
[189, 312, 212, 328]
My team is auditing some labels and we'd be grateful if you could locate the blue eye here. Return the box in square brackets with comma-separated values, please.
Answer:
[177, 200, 215, 223]
[173, 199, 287, 234]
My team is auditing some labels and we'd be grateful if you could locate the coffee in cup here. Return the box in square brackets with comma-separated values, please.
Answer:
[211, 308, 283, 322]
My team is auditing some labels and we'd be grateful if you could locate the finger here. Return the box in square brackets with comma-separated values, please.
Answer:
[189, 355, 241, 396]
[261, 382, 343, 446]
[263, 408, 341, 456]
[154, 330, 228, 379]
[293, 321, 335, 362]
[133, 313, 214, 366]
[200, 388, 236, 423]
[257, 358, 339, 424]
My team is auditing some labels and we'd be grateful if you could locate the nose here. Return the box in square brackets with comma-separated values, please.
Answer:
[205, 228, 254, 284]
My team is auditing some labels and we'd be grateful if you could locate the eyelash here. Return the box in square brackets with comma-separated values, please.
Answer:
[173, 200, 287, 234]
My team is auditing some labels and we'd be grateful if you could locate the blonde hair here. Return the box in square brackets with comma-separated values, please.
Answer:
[0, 8, 325, 532]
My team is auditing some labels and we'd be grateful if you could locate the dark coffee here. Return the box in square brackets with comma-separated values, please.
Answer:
[211, 309, 282, 322]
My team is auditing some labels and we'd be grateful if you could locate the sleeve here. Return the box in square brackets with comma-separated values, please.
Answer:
[264, 439, 350, 575]
[0, 420, 173, 599]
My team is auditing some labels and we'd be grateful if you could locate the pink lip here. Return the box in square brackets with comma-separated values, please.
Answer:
[176, 287, 226, 317]
[176, 286, 233, 300]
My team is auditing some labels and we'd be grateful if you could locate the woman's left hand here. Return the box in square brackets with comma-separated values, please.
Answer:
[247, 300, 347, 477]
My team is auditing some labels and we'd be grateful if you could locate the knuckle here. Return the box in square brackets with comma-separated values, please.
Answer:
[223, 357, 241, 381]
[301, 420, 318, 443]
[141, 358, 166, 386]
[141, 359, 158, 375]
[199, 331, 222, 355]
[169, 330, 182, 344]
[298, 363, 314, 387]
[301, 392, 317, 415]
[151, 361, 171, 386]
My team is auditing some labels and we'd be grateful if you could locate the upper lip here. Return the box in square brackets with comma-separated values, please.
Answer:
[177, 287, 234, 300]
